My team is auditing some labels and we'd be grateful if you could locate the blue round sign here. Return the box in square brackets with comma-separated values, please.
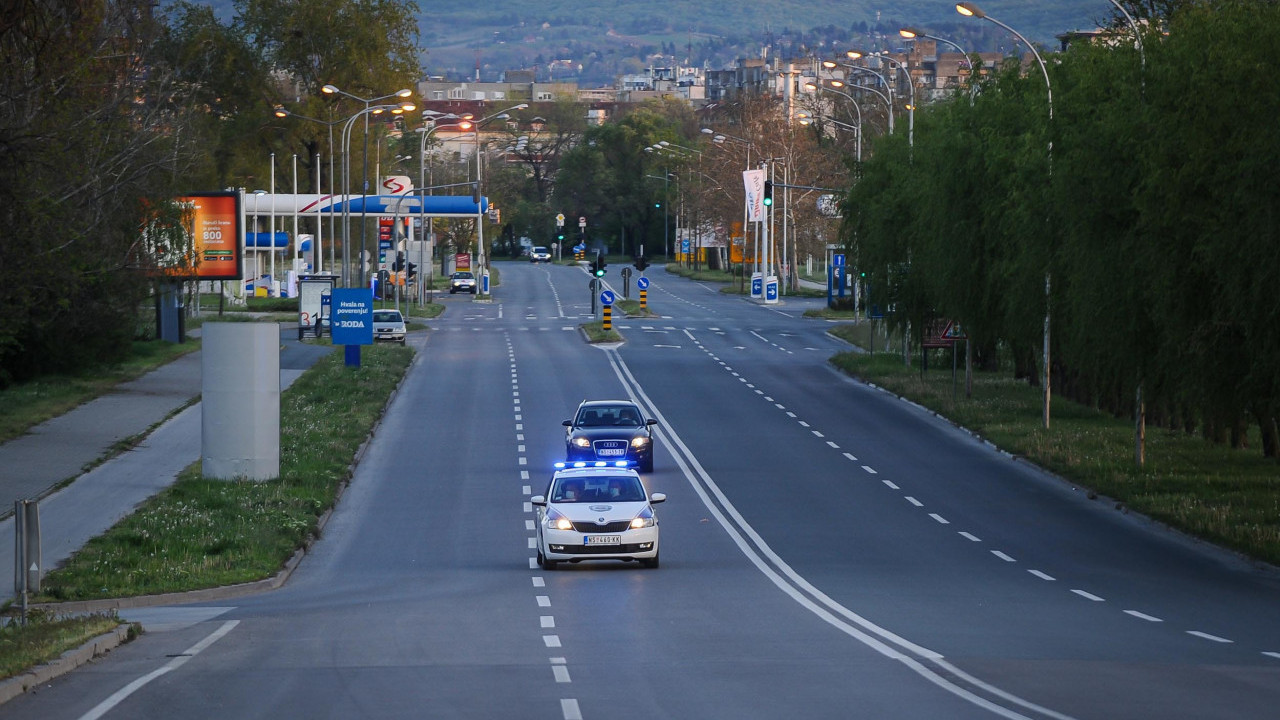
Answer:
[637, 277, 650, 290]
[600, 290, 615, 305]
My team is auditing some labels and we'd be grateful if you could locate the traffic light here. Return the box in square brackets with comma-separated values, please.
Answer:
[633, 255, 649, 272]
[407, 261, 417, 283]
[557, 231, 565, 241]
[763, 180, 773, 207]
[392, 251, 405, 272]
[654, 201, 661, 209]
[593, 253, 606, 277]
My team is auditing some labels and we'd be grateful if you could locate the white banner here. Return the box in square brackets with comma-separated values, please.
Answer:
[743, 169, 765, 222]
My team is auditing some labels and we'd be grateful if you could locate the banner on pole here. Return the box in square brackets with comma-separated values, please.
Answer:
[743, 169, 765, 222]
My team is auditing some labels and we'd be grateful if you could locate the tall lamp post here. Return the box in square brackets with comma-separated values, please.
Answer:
[466, 103, 528, 296]
[322, 85, 415, 288]
[274, 106, 344, 281]
[701, 128, 755, 284]
[957, 1, 1054, 429]
[872, 52, 915, 148]
[415, 119, 471, 302]
[338, 102, 414, 287]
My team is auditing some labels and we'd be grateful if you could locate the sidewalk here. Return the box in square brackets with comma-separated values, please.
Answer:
[0, 330, 318, 598]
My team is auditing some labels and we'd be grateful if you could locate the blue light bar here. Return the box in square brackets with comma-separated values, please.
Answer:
[553, 462, 567, 469]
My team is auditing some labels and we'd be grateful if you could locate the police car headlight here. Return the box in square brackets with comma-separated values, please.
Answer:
[546, 508, 574, 531]
[630, 506, 655, 529]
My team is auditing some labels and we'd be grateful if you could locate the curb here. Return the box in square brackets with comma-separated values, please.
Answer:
[0, 624, 135, 704]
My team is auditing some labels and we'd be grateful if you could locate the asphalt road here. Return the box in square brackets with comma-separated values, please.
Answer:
[7, 262, 1280, 719]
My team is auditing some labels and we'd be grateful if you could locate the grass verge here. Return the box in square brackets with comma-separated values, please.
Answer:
[615, 299, 657, 317]
[0, 612, 128, 681]
[34, 344, 414, 601]
[580, 322, 623, 344]
[827, 324, 1280, 566]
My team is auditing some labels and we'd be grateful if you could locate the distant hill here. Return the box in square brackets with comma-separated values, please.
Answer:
[191, 0, 1116, 86]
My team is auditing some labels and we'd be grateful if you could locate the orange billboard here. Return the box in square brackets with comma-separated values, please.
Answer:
[146, 192, 243, 280]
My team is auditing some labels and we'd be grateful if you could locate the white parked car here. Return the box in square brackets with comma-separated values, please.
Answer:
[371, 309, 406, 345]
[532, 463, 665, 570]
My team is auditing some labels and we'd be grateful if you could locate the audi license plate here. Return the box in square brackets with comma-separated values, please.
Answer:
[584, 535, 621, 545]
[598, 448, 625, 456]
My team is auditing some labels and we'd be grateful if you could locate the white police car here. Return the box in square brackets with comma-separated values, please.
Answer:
[531, 462, 665, 570]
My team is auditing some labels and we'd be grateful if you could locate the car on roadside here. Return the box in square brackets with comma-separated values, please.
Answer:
[563, 399, 658, 472]
[371, 309, 406, 345]
[532, 462, 665, 569]
[530, 246, 552, 263]
[449, 271, 477, 294]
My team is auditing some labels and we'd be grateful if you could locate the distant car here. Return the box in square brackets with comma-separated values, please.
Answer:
[564, 399, 658, 473]
[530, 246, 552, 263]
[532, 463, 665, 570]
[371, 309, 406, 345]
[450, 271, 477, 294]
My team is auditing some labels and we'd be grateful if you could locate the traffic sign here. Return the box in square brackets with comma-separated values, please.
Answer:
[832, 253, 846, 267]
[579, 216, 587, 228]
[556, 213, 565, 226]
[600, 290, 615, 305]
[637, 277, 650, 290]
[942, 321, 968, 340]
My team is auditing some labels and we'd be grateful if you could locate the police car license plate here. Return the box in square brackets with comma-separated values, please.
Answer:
[585, 535, 621, 545]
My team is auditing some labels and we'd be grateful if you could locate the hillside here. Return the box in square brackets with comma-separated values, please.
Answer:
[195, 0, 1116, 85]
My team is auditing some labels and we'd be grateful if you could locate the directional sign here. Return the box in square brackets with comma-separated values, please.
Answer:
[637, 276, 650, 290]
[574, 243, 585, 253]
[832, 253, 846, 267]
[600, 290, 615, 305]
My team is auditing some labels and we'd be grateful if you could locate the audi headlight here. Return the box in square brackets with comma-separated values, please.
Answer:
[630, 436, 650, 448]
[572, 436, 591, 448]
[630, 505, 655, 529]
[546, 507, 574, 531]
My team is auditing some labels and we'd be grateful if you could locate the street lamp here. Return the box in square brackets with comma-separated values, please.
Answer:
[957, 1, 1055, 429]
[415, 120, 472, 302]
[701, 128, 758, 284]
[872, 52, 914, 147]
[466, 103, 527, 295]
[321, 85, 416, 288]
[274, 105, 344, 282]
[338, 102, 415, 288]
[815, 67, 895, 136]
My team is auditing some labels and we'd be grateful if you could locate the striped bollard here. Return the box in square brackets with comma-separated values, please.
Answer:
[640, 289, 647, 311]
[602, 304, 612, 331]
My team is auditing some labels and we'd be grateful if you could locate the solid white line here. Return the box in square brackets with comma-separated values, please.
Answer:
[553, 665, 572, 683]
[603, 350, 1065, 720]
[561, 699, 583, 720]
[992, 551, 1016, 563]
[1072, 589, 1105, 602]
[883, 480, 900, 490]
[541, 616, 555, 628]
[959, 532, 982, 542]
[905, 496, 924, 507]
[1028, 570, 1056, 581]
[77, 620, 239, 720]
[1124, 610, 1163, 623]
[1187, 630, 1232, 643]
[929, 513, 950, 525]
[543, 635, 562, 647]
[862, 465, 878, 474]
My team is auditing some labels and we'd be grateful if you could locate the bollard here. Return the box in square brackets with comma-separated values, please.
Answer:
[602, 304, 612, 331]
[640, 289, 647, 311]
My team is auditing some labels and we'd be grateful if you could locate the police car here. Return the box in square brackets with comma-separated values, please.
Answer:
[531, 462, 665, 570]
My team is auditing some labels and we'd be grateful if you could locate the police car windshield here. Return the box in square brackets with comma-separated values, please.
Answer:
[551, 476, 645, 503]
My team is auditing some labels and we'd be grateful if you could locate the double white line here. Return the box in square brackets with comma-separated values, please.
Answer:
[604, 347, 1076, 720]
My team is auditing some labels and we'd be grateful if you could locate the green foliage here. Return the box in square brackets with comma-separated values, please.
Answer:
[840, 0, 1280, 458]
